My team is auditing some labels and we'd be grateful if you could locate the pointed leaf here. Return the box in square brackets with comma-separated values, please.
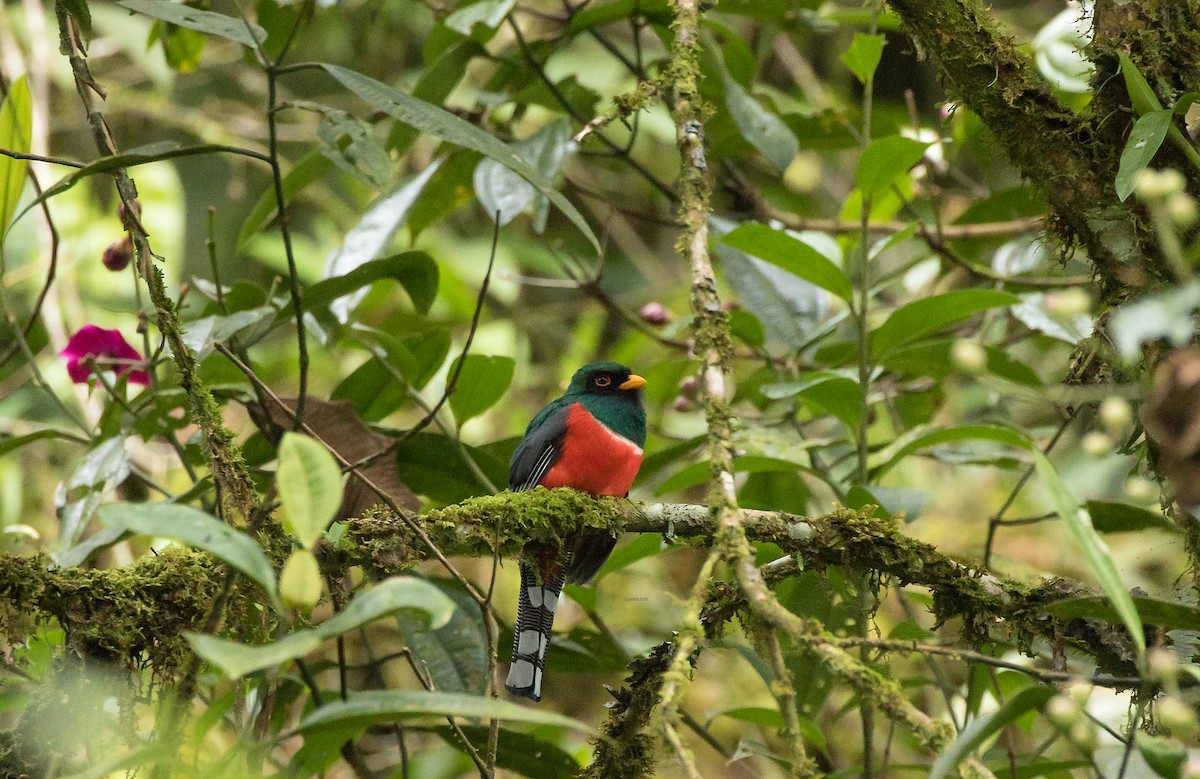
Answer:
[118, 0, 266, 47]
[841, 33, 886, 84]
[929, 685, 1056, 779]
[307, 251, 438, 315]
[98, 502, 277, 601]
[1116, 110, 1173, 201]
[1034, 450, 1146, 658]
[294, 690, 593, 737]
[318, 64, 599, 253]
[188, 576, 454, 678]
[856, 134, 930, 195]
[871, 289, 1019, 358]
[475, 120, 573, 229]
[0, 75, 31, 243]
[277, 432, 344, 549]
[871, 424, 1030, 479]
[720, 222, 853, 302]
[724, 77, 797, 172]
[448, 354, 515, 424]
[238, 151, 332, 250]
[323, 162, 441, 323]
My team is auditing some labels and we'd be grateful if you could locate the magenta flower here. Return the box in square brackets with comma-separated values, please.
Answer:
[61, 325, 151, 386]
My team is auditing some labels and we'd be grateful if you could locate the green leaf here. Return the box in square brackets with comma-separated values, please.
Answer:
[594, 533, 663, 580]
[871, 424, 1030, 480]
[720, 223, 853, 302]
[475, 119, 573, 230]
[714, 706, 786, 729]
[432, 725, 581, 779]
[318, 64, 600, 254]
[856, 134, 930, 196]
[1120, 54, 1164, 116]
[1086, 501, 1176, 534]
[394, 433, 512, 505]
[396, 579, 488, 693]
[188, 576, 455, 678]
[841, 33, 886, 84]
[1049, 595, 1200, 632]
[238, 151, 332, 250]
[323, 162, 441, 323]
[724, 77, 798, 172]
[929, 686, 1056, 779]
[444, 0, 516, 40]
[1110, 281, 1200, 360]
[98, 502, 277, 602]
[306, 252, 439, 315]
[294, 690, 593, 737]
[448, 354, 515, 424]
[0, 429, 75, 458]
[1033, 450, 1146, 659]
[1138, 734, 1188, 779]
[871, 289, 1019, 358]
[277, 433, 344, 549]
[1116, 110, 1173, 201]
[118, 0, 266, 47]
[181, 307, 275, 360]
[59, 0, 92, 37]
[0, 75, 31, 244]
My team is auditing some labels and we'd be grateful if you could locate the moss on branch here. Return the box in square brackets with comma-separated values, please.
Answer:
[0, 489, 1142, 689]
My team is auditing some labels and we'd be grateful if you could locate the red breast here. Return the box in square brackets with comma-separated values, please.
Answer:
[538, 403, 643, 496]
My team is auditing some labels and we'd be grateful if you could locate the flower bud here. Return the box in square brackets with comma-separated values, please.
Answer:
[1068, 719, 1097, 750]
[117, 199, 142, 223]
[279, 548, 322, 612]
[1124, 476, 1158, 502]
[1043, 288, 1091, 318]
[102, 236, 133, 272]
[1045, 695, 1080, 729]
[1082, 431, 1113, 457]
[1066, 682, 1093, 707]
[639, 302, 674, 325]
[673, 395, 694, 413]
[1166, 192, 1199, 229]
[1149, 647, 1180, 683]
[1157, 696, 1199, 740]
[678, 375, 701, 399]
[950, 340, 987, 374]
[1098, 397, 1132, 435]
[1135, 168, 1187, 201]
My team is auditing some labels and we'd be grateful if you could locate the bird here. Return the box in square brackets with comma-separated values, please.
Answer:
[505, 361, 647, 701]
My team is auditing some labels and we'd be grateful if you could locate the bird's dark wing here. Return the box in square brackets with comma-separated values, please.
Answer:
[509, 401, 570, 491]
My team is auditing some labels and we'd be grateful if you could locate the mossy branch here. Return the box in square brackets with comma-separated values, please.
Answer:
[0, 491, 1143, 699]
[886, 0, 1154, 297]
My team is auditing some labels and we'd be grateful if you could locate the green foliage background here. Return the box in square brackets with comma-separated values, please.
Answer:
[0, 0, 1199, 776]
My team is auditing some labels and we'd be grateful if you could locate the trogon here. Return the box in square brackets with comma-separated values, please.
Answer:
[505, 361, 647, 701]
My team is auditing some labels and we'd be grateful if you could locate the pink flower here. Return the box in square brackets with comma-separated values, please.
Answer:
[62, 325, 150, 386]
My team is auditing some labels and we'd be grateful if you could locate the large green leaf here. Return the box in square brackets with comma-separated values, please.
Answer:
[448, 354, 515, 424]
[1049, 595, 1200, 632]
[396, 579, 488, 693]
[306, 252, 439, 315]
[294, 690, 594, 736]
[0, 75, 31, 244]
[318, 64, 599, 253]
[871, 289, 1019, 358]
[720, 222, 853, 302]
[188, 576, 455, 678]
[856, 134, 930, 195]
[1034, 450, 1146, 660]
[929, 686, 1056, 779]
[870, 424, 1030, 479]
[322, 162, 441, 323]
[474, 119, 572, 230]
[724, 77, 797, 172]
[118, 0, 266, 47]
[1115, 110, 1172, 201]
[277, 433, 344, 549]
[98, 502, 277, 602]
[432, 725, 581, 779]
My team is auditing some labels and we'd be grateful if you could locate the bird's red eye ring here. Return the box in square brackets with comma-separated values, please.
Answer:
[594, 375, 612, 387]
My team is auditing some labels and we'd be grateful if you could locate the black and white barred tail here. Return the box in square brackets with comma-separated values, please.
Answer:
[505, 560, 568, 701]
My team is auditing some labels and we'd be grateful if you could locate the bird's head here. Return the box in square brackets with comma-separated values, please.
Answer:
[566, 361, 647, 399]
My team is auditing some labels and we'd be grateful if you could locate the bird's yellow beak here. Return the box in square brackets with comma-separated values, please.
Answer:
[620, 374, 647, 390]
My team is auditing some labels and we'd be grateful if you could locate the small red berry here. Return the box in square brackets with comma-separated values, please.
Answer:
[672, 396, 694, 412]
[117, 199, 142, 223]
[638, 302, 673, 325]
[678, 375, 700, 398]
[102, 236, 133, 272]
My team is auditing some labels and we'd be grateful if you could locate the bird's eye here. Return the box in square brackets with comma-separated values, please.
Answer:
[594, 375, 612, 387]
